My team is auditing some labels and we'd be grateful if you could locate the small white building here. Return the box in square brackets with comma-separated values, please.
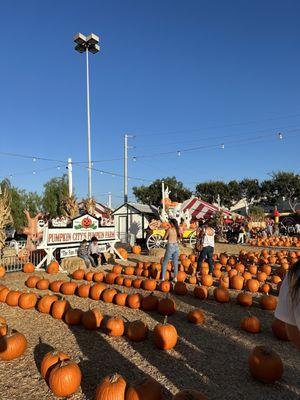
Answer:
[112, 202, 159, 244]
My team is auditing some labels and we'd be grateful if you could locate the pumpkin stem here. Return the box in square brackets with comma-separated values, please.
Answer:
[110, 373, 121, 383]
[163, 316, 168, 325]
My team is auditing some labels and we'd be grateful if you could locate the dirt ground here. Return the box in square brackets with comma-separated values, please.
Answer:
[0, 243, 299, 400]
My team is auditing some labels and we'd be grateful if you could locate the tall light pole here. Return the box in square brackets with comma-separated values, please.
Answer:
[74, 33, 100, 199]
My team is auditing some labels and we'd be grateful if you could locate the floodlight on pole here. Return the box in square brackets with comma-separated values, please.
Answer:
[74, 32, 100, 199]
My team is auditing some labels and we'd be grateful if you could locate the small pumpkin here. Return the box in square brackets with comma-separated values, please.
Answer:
[64, 308, 83, 325]
[90, 283, 107, 300]
[49, 280, 65, 293]
[126, 377, 162, 400]
[112, 264, 123, 274]
[102, 288, 117, 303]
[36, 279, 50, 290]
[48, 359, 82, 397]
[25, 275, 40, 288]
[126, 320, 149, 342]
[51, 298, 70, 319]
[159, 281, 172, 293]
[142, 293, 158, 311]
[46, 261, 59, 274]
[95, 373, 127, 400]
[230, 275, 244, 290]
[6, 290, 22, 307]
[105, 272, 117, 284]
[248, 346, 283, 383]
[154, 317, 178, 350]
[82, 307, 103, 330]
[158, 297, 176, 316]
[260, 294, 277, 311]
[132, 245, 142, 254]
[188, 309, 205, 324]
[241, 314, 261, 333]
[93, 271, 105, 282]
[236, 292, 253, 307]
[142, 279, 157, 291]
[114, 292, 128, 307]
[174, 282, 188, 296]
[72, 268, 85, 280]
[0, 287, 9, 303]
[60, 281, 78, 295]
[200, 275, 213, 287]
[193, 285, 208, 300]
[77, 283, 91, 298]
[0, 266, 6, 278]
[106, 317, 125, 336]
[85, 271, 94, 282]
[245, 279, 260, 293]
[132, 278, 143, 289]
[18, 292, 38, 309]
[213, 287, 230, 303]
[123, 278, 133, 288]
[23, 262, 35, 273]
[37, 295, 58, 314]
[127, 293, 143, 309]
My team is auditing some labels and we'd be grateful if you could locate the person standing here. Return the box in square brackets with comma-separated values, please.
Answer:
[197, 224, 215, 274]
[237, 225, 245, 244]
[78, 239, 95, 268]
[275, 259, 300, 350]
[161, 219, 181, 281]
[89, 236, 107, 266]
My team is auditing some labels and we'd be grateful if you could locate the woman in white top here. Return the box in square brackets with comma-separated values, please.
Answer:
[275, 259, 300, 350]
[89, 236, 107, 267]
[196, 223, 215, 274]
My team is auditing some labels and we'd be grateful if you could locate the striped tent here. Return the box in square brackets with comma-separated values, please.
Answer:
[181, 197, 232, 220]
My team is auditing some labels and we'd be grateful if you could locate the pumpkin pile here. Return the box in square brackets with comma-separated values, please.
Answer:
[250, 235, 300, 248]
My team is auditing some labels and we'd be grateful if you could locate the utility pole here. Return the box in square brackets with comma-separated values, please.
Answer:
[108, 192, 112, 209]
[67, 158, 73, 197]
[124, 134, 128, 204]
[162, 180, 165, 214]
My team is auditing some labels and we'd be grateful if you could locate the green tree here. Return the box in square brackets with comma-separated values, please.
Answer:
[42, 175, 68, 217]
[195, 181, 231, 207]
[132, 177, 192, 207]
[261, 172, 300, 212]
[239, 178, 261, 213]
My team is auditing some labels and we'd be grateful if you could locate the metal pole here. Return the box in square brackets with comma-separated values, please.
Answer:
[108, 192, 112, 209]
[86, 48, 92, 198]
[162, 180, 165, 214]
[67, 158, 73, 197]
[124, 134, 128, 203]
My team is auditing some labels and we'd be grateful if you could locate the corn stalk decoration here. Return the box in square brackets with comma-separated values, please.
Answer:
[0, 184, 13, 250]
[61, 195, 79, 219]
[82, 197, 96, 217]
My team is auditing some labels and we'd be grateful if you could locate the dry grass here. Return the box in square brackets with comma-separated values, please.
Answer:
[0, 243, 299, 400]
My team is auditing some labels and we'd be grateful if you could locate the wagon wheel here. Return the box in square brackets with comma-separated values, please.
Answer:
[189, 231, 197, 248]
[147, 234, 166, 250]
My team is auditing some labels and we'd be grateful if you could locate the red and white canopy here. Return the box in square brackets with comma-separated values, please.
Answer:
[181, 197, 232, 220]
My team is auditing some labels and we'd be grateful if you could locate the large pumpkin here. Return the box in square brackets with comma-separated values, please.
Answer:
[18, 292, 38, 309]
[114, 292, 128, 307]
[174, 282, 188, 296]
[51, 298, 70, 319]
[260, 295, 277, 311]
[213, 287, 230, 303]
[25, 275, 40, 288]
[248, 346, 283, 383]
[72, 268, 85, 280]
[6, 291, 22, 307]
[236, 292, 252, 307]
[153, 317, 178, 350]
[90, 283, 107, 300]
[48, 360, 82, 397]
[95, 373, 127, 400]
[188, 310, 205, 324]
[142, 293, 158, 311]
[0, 329, 27, 360]
[64, 308, 83, 325]
[46, 260, 59, 274]
[41, 350, 69, 381]
[194, 285, 208, 300]
[127, 293, 143, 309]
[37, 295, 58, 314]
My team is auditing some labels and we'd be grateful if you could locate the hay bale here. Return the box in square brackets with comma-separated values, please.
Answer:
[61, 256, 86, 273]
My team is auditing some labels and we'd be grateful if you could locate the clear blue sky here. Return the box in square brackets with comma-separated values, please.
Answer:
[1, 0, 300, 207]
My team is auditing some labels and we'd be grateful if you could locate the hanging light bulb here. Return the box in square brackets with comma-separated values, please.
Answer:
[100, 171, 103, 175]
[32, 157, 37, 162]
[177, 150, 181, 157]
[220, 143, 225, 149]
[33, 171, 36, 175]
[9, 174, 13, 179]
[277, 132, 283, 140]
[57, 165, 61, 170]
[132, 156, 137, 162]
